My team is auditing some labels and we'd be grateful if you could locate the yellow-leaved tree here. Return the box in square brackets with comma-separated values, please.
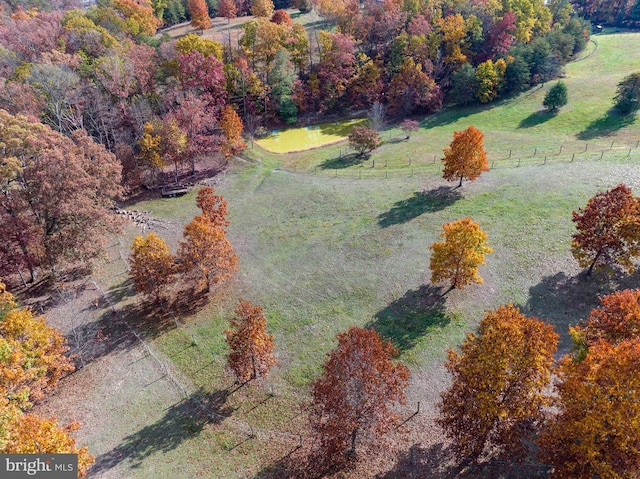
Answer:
[0, 283, 74, 408]
[129, 233, 175, 301]
[438, 304, 558, 462]
[430, 217, 492, 291]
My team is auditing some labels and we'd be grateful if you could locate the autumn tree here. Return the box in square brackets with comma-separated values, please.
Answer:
[310, 327, 410, 460]
[0, 285, 74, 408]
[576, 288, 640, 346]
[218, 0, 237, 22]
[112, 0, 162, 35]
[538, 338, 640, 478]
[1, 413, 94, 477]
[251, 0, 275, 17]
[0, 112, 122, 281]
[188, 0, 211, 30]
[430, 217, 492, 291]
[400, 119, 419, 139]
[348, 125, 381, 156]
[196, 186, 230, 229]
[571, 184, 640, 276]
[441, 125, 489, 187]
[225, 300, 276, 383]
[129, 233, 175, 301]
[178, 215, 238, 292]
[219, 104, 247, 158]
[438, 305, 557, 462]
[271, 9, 292, 25]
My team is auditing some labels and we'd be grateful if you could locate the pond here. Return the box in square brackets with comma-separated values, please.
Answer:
[256, 118, 366, 154]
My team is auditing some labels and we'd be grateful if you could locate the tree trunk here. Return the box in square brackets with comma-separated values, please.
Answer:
[350, 428, 358, 456]
[458, 175, 463, 187]
[587, 250, 602, 276]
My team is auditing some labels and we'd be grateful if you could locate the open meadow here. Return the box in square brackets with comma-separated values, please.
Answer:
[36, 31, 640, 478]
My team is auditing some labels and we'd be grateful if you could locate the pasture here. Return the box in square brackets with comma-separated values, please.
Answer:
[39, 31, 640, 478]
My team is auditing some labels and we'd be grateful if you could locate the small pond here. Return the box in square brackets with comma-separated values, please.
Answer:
[256, 118, 366, 154]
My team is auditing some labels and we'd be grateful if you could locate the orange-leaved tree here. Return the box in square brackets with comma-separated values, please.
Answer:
[218, 0, 237, 23]
[196, 186, 230, 229]
[576, 288, 640, 346]
[178, 215, 238, 292]
[571, 184, 640, 276]
[188, 0, 211, 30]
[430, 217, 492, 291]
[219, 105, 246, 159]
[438, 305, 558, 462]
[1, 413, 95, 477]
[0, 288, 74, 408]
[538, 338, 640, 479]
[225, 300, 276, 383]
[129, 233, 175, 301]
[441, 125, 488, 187]
[310, 327, 410, 460]
[112, 0, 161, 35]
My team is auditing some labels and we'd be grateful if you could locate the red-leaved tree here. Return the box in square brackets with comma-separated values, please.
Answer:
[571, 184, 640, 276]
[310, 327, 410, 460]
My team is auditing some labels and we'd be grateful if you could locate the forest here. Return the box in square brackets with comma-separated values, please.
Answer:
[1, 0, 640, 477]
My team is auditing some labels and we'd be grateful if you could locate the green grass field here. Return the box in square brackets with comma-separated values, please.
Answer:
[94, 32, 640, 478]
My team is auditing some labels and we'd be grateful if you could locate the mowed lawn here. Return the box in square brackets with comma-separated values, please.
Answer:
[86, 32, 640, 478]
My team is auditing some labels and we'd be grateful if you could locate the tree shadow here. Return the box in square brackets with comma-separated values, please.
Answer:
[378, 186, 462, 228]
[518, 110, 555, 129]
[369, 285, 448, 352]
[320, 152, 368, 169]
[90, 388, 233, 474]
[168, 284, 210, 320]
[376, 443, 460, 479]
[254, 448, 354, 479]
[68, 288, 178, 368]
[519, 269, 640, 354]
[577, 109, 636, 140]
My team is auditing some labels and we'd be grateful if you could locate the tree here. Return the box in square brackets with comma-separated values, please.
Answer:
[475, 59, 507, 103]
[538, 338, 640, 479]
[441, 125, 489, 187]
[614, 72, 640, 115]
[271, 9, 292, 25]
[225, 300, 276, 383]
[576, 289, 640, 346]
[219, 105, 247, 158]
[348, 125, 381, 156]
[571, 184, 640, 276]
[387, 58, 441, 117]
[0, 112, 122, 282]
[177, 215, 238, 292]
[195, 186, 230, 229]
[430, 217, 493, 291]
[543, 81, 568, 112]
[129, 233, 175, 301]
[310, 327, 410, 460]
[438, 305, 558, 462]
[0, 288, 74, 409]
[251, 0, 275, 17]
[188, 0, 211, 30]
[112, 0, 162, 35]
[1, 413, 94, 477]
[400, 119, 419, 139]
[450, 63, 478, 106]
[218, 0, 237, 23]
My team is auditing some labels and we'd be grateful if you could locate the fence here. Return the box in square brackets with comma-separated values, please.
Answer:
[273, 137, 640, 180]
